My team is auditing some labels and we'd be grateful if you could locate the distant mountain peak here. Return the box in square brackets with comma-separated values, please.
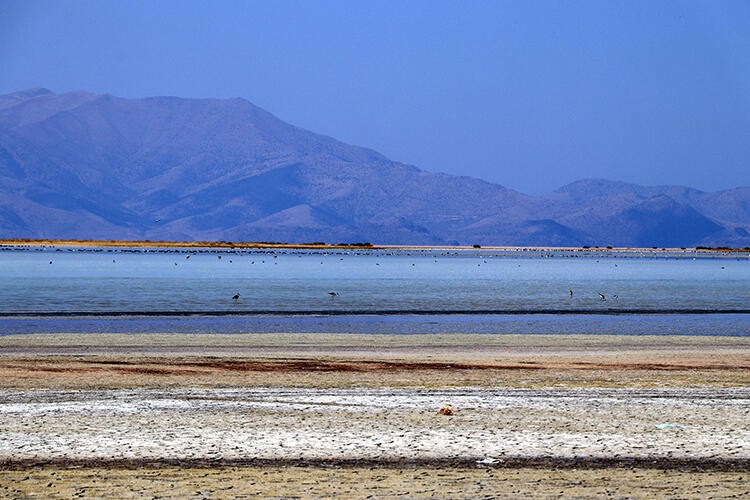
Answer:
[0, 88, 749, 246]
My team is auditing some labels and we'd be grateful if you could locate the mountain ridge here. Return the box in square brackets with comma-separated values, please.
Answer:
[1, 89, 749, 247]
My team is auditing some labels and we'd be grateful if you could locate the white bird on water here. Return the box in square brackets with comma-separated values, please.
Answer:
[598, 292, 606, 301]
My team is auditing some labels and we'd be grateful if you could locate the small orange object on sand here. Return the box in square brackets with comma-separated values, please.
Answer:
[438, 405, 455, 416]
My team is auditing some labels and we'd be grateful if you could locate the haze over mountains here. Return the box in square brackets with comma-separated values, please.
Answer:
[1, 89, 749, 247]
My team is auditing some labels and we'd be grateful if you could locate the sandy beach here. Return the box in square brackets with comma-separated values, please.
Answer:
[0, 333, 748, 497]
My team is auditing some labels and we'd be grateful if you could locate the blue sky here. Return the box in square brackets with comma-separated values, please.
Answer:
[1, 0, 749, 193]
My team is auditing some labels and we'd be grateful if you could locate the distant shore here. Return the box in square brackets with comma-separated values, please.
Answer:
[1, 237, 749, 253]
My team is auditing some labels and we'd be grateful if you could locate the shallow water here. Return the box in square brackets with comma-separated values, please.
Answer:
[2, 313, 750, 336]
[1, 246, 749, 335]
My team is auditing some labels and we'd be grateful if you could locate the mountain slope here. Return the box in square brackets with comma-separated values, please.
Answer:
[547, 179, 750, 247]
[0, 89, 748, 246]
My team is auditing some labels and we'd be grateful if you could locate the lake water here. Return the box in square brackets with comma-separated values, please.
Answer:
[1, 246, 749, 335]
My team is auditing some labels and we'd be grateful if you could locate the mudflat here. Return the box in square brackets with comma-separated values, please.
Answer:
[1, 333, 748, 498]
[2, 333, 749, 389]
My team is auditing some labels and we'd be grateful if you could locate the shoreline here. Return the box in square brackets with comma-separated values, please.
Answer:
[2, 237, 749, 253]
[4, 308, 750, 317]
[4, 331, 750, 347]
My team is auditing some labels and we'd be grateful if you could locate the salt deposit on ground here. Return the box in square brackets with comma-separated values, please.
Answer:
[1, 387, 748, 463]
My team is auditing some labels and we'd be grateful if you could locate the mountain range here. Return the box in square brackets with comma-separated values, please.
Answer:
[1, 88, 749, 247]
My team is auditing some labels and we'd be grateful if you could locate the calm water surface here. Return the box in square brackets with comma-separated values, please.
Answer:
[1, 246, 749, 335]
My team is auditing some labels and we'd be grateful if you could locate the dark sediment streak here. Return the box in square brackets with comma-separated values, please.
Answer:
[1, 456, 748, 472]
[2, 309, 750, 318]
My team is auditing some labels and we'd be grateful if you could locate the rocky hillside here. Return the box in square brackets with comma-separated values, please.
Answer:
[1, 89, 748, 247]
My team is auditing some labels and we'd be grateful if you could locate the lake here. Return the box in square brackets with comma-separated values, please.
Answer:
[1, 245, 749, 335]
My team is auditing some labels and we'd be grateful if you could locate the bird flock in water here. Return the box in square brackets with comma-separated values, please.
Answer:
[15, 244, 740, 307]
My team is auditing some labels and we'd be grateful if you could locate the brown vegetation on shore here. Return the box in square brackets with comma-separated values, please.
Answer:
[2, 237, 750, 252]
[0, 238, 377, 250]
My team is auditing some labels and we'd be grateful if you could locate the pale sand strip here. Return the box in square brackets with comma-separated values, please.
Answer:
[5, 332, 750, 348]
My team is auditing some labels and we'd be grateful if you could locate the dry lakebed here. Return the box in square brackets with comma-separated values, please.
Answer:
[0, 332, 748, 498]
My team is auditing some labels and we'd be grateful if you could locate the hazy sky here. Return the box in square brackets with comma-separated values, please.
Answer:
[1, 0, 749, 193]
